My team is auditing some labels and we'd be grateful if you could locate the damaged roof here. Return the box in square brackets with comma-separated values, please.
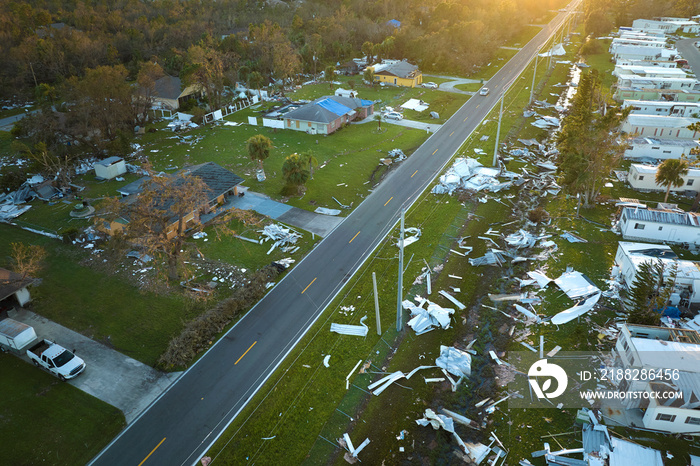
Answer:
[0, 268, 36, 302]
[622, 206, 700, 227]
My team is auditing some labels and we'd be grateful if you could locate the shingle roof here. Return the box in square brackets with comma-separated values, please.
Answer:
[154, 76, 183, 100]
[180, 162, 244, 200]
[374, 61, 420, 79]
[0, 268, 35, 302]
[284, 96, 362, 124]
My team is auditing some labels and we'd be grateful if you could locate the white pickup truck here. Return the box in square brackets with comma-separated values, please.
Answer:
[26, 339, 86, 381]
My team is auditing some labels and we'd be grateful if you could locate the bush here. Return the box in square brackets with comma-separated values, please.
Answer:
[527, 207, 549, 223]
[580, 39, 602, 56]
[157, 265, 280, 369]
[0, 165, 27, 192]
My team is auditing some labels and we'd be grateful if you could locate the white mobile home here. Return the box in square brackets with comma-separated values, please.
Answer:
[614, 65, 686, 79]
[622, 100, 700, 118]
[619, 208, 700, 246]
[614, 324, 700, 434]
[621, 114, 700, 140]
[625, 137, 700, 160]
[632, 18, 684, 33]
[614, 241, 700, 302]
[610, 38, 667, 53]
[615, 75, 698, 92]
[612, 45, 678, 63]
[615, 58, 679, 68]
[628, 164, 700, 192]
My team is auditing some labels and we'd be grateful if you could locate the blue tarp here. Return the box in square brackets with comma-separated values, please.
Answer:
[317, 98, 352, 116]
[360, 99, 373, 107]
[654, 306, 681, 318]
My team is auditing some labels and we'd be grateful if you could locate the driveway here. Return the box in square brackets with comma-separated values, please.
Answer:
[424, 74, 482, 95]
[677, 39, 700, 77]
[8, 308, 181, 424]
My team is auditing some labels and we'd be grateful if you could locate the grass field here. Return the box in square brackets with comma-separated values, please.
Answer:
[0, 353, 125, 466]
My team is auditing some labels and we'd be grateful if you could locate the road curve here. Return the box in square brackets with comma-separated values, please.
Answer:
[90, 3, 581, 465]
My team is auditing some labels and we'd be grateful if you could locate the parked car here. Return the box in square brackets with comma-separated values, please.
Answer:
[27, 339, 86, 381]
[423, 82, 438, 89]
[479, 87, 490, 96]
[384, 112, 404, 120]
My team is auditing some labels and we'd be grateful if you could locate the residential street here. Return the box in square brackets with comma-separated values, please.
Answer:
[90, 3, 581, 465]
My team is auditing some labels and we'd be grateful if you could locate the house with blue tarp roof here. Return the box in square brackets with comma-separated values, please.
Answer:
[282, 95, 374, 135]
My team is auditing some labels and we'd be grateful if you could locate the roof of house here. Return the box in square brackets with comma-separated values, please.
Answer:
[284, 96, 372, 124]
[631, 163, 700, 176]
[625, 114, 699, 127]
[153, 76, 183, 100]
[622, 206, 700, 226]
[179, 162, 244, 201]
[373, 61, 420, 80]
[0, 268, 36, 302]
[614, 45, 678, 56]
[95, 156, 124, 167]
[624, 99, 700, 108]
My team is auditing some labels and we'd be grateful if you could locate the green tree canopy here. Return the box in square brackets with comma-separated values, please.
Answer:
[625, 259, 677, 326]
[656, 158, 689, 202]
[282, 152, 310, 194]
[246, 134, 273, 171]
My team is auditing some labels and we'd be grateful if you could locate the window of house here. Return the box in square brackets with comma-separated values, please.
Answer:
[688, 179, 695, 186]
[659, 226, 663, 230]
[656, 413, 676, 422]
[634, 223, 645, 230]
[621, 338, 629, 351]
[652, 147, 660, 150]
[639, 176, 645, 180]
[686, 417, 700, 425]
[663, 150, 671, 154]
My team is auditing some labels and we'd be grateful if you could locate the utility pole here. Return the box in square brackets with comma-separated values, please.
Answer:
[493, 94, 504, 167]
[373, 272, 381, 336]
[396, 209, 405, 332]
[530, 53, 538, 105]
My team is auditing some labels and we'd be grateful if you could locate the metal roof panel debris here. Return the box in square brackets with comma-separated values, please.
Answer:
[330, 316, 368, 337]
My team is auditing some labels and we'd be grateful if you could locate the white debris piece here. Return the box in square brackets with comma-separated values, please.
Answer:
[560, 231, 587, 243]
[330, 316, 369, 337]
[401, 98, 429, 112]
[554, 270, 600, 300]
[551, 291, 602, 325]
[513, 304, 540, 322]
[438, 290, 466, 310]
[431, 157, 512, 195]
[368, 366, 434, 395]
[469, 249, 507, 266]
[314, 207, 342, 216]
[259, 224, 302, 254]
[526, 270, 553, 288]
[416, 408, 454, 432]
[323, 355, 331, 367]
[404, 299, 455, 334]
[435, 345, 472, 379]
[504, 230, 547, 249]
[397, 227, 421, 248]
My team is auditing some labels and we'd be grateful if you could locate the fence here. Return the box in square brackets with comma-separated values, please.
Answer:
[203, 99, 253, 125]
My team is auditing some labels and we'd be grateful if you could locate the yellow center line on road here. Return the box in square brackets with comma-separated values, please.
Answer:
[411, 170, 418, 178]
[301, 277, 316, 294]
[476, 104, 480, 109]
[464, 116, 468, 122]
[432, 149, 438, 155]
[235, 341, 257, 365]
[449, 131, 454, 137]
[349, 231, 360, 243]
[138, 438, 166, 466]
[384, 197, 393, 206]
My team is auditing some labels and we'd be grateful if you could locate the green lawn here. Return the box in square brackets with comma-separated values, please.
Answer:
[454, 82, 484, 92]
[0, 225, 200, 366]
[0, 354, 125, 466]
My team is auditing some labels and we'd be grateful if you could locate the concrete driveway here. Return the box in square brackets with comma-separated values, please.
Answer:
[9, 308, 181, 423]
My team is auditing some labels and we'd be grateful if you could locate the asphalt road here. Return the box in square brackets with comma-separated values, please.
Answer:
[677, 39, 700, 77]
[90, 3, 581, 465]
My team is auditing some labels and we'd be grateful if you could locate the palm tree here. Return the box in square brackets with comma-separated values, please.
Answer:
[301, 151, 319, 179]
[325, 65, 336, 90]
[246, 134, 273, 181]
[656, 158, 689, 202]
[363, 68, 375, 87]
[248, 71, 264, 100]
[282, 153, 310, 194]
[373, 113, 382, 131]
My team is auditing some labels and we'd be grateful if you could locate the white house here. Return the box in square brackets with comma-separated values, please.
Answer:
[622, 100, 700, 118]
[618, 28, 669, 39]
[625, 137, 700, 160]
[621, 114, 700, 140]
[658, 17, 700, 34]
[613, 323, 700, 434]
[615, 75, 698, 91]
[612, 45, 678, 63]
[614, 65, 686, 79]
[628, 164, 700, 191]
[94, 156, 127, 180]
[614, 241, 700, 304]
[619, 208, 700, 246]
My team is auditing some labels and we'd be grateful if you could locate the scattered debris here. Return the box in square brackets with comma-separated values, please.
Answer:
[314, 207, 342, 216]
[339, 433, 370, 464]
[397, 227, 421, 248]
[259, 224, 302, 254]
[323, 355, 331, 367]
[330, 316, 369, 337]
[438, 290, 466, 310]
[404, 299, 455, 334]
[560, 231, 587, 243]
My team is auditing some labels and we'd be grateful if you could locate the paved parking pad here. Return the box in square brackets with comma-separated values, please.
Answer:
[9, 308, 181, 423]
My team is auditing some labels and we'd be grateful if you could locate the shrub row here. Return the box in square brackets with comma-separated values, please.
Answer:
[157, 265, 280, 370]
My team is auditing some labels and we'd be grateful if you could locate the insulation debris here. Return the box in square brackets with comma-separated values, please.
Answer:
[505, 230, 549, 249]
[258, 224, 302, 254]
[314, 207, 342, 216]
[551, 292, 602, 325]
[330, 316, 369, 337]
[403, 299, 455, 334]
[388, 148, 406, 161]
